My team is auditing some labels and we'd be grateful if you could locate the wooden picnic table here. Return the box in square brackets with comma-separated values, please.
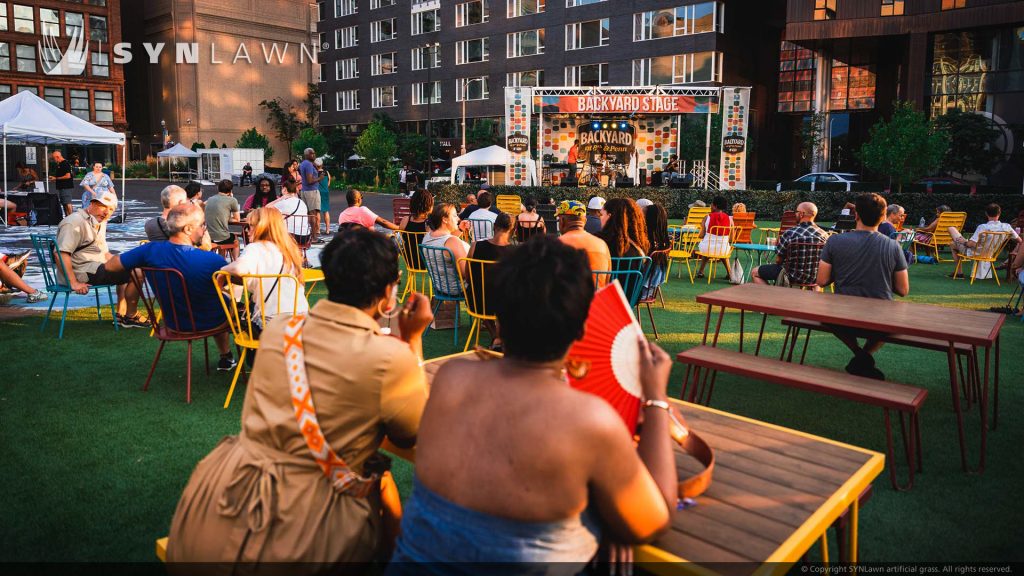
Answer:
[695, 283, 1003, 473]
[389, 351, 883, 574]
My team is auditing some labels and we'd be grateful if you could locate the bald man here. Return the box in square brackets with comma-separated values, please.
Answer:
[752, 202, 829, 287]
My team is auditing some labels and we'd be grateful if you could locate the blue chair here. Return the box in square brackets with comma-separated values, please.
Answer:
[592, 270, 645, 312]
[610, 256, 652, 309]
[30, 234, 119, 339]
[420, 244, 465, 346]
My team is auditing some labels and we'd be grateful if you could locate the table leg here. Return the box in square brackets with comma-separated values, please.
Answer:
[739, 309, 745, 354]
[993, 335, 1000, 430]
[947, 344, 969, 472]
[754, 313, 768, 357]
[978, 345, 989, 473]
[849, 498, 859, 563]
[701, 304, 712, 345]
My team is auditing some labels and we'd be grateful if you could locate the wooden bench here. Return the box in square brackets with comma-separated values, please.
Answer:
[779, 317, 984, 418]
[677, 345, 928, 491]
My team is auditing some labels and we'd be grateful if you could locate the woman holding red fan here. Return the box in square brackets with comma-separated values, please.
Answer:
[388, 237, 677, 569]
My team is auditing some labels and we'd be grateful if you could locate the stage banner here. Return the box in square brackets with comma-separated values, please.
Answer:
[535, 94, 716, 115]
[577, 121, 635, 163]
[719, 87, 750, 190]
[505, 86, 534, 186]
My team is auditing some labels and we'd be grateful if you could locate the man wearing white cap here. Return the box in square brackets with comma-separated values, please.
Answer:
[585, 196, 605, 234]
[55, 190, 144, 327]
[636, 198, 654, 209]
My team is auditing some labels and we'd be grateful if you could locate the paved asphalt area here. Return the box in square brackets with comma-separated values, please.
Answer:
[0, 180, 398, 310]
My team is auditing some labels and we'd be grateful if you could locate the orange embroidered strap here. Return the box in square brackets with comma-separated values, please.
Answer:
[284, 315, 378, 498]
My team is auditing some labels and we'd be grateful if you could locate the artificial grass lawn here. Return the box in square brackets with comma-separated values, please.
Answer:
[1, 244, 1022, 563]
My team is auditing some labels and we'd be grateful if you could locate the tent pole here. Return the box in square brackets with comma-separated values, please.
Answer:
[2, 132, 7, 226]
[120, 142, 126, 222]
[44, 143, 49, 197]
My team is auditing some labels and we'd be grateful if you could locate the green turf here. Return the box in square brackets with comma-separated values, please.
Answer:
[1, 242, 1022, 562]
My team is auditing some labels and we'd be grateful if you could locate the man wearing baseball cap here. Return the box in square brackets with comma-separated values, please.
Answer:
[55, 190, 144, 328]
[556, 200, 611, 280]
[585, 196, 605, 234]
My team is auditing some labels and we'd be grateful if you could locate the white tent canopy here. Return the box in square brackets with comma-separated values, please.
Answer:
[0, 91, 126, 224]
[450, 145, 536, 185]
[157, 143, 200, 158]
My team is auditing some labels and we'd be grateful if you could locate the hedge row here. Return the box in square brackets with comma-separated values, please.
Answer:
[431, 184, 1024, 228]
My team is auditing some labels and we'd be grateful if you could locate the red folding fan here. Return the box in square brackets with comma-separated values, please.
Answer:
[565, 281, 644, 434]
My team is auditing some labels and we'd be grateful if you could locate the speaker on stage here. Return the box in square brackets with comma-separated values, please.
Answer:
[638, 169, 647, 187]
[615, 178, 634, 187]
[560, 178, 579, 188]
[650, 171, 663, 187]
[669, 175, 694, 189]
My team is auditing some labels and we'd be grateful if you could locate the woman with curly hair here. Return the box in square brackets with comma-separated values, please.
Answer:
[400, 189, 434, 234]
[597, 197, 649, 258]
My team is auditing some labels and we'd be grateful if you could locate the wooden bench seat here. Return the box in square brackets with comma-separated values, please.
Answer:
[677, 345, 927, 491]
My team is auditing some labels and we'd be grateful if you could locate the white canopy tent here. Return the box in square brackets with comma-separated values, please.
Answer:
[450, 145, 536, 185]
[0, 91, 126, 225]
[156, 143, 200, 181]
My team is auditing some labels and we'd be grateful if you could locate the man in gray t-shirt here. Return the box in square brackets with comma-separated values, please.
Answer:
[204, 180, 240, 259]
[299, 148, 324, 244]
[817, 193, 910, 380]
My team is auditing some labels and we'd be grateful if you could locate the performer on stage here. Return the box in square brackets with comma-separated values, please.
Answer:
[567, 139, 579, 181]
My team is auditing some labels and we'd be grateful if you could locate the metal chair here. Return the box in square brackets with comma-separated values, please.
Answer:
[495, 194, 522, 215]
[780, 241, 826, 290]
[213, 271, 304, 409]
[667, 225, 700, 282]
[133, 267, 231, 404]
[457, 258, 498, 352]
[30, 234, 118, 339]
[592, 272, 644, 313]
[732, 212, 757, 244]
[468, 217, 495, 243]
[779, 210, 798, 235]
[420, 244, 465, 346]
[396, 230, 432, 300]
[952, 231, 1013, 285]
[637, 250, 669, 339]
[695, 225, 735, 284]
[392, 197, 412, 223]
[514, 218, 545, 244]
[684, 206, 711, 228]
[610, 256, 652, 309]
[912, 211, 966, 262]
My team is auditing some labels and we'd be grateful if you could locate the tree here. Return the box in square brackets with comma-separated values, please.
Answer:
[236, 128, 274, 162]
[354, 120, 397, 187]
[190, 141, 204, 152]
[305, 83, 321, 129]
[260, 98, 302, 160]
[858, 102, 949, 192]
[467, 118, 500, 150]
[397, 132, 429, 168]
[208, 139, 219, 149]
[292, 127, 328, 158]
[933, 109, 1003, 178]
[800, 112, 827, 172]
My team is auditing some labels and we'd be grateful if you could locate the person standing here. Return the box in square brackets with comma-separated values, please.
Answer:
[567, 139, 579, 182]
[399, 164, 409, 194]
[80, 162, 116, 209]
[299, 148, 324, 244]
[316, 158, 332, 235]
[205, 180, 241, 260]
[240, 162, 253, 187]
[50, 151, 75, 217]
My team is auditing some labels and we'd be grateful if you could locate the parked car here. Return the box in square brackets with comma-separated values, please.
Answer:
[794, 172, 860, 191]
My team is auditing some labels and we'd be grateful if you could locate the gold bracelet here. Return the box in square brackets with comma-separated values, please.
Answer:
[643, 399, 671, 412]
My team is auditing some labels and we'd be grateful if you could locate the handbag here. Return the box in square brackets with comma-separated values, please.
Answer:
[728, 258, 745, 285]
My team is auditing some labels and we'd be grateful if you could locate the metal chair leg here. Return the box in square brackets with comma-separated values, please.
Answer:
[143, 340, 167, 391]
[40, 291, 57, 332]
[94, 290, 102, 320]
[108, 287, 119, 331]
[186, 340, 193, 404]
[223, 348, 248, 409]
[57, 292, 70, 339]
[646, 303, 658, 340]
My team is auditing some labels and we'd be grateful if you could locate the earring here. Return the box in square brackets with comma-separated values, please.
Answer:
[377, 299, 401, 320]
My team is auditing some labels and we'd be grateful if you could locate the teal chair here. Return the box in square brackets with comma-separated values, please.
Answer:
[592, 270, 645, 311]
[610, 256, 652, 308]
[30, 234, 119, 339]
[420, 244, 465, 346]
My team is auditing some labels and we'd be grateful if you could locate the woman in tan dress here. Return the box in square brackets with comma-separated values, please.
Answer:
[166, 227, 433, 571]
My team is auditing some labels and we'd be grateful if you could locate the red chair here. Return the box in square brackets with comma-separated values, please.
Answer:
[393, 197, 412, 223]
[133, 268, 231, 404]
[779, 210, 798, 235]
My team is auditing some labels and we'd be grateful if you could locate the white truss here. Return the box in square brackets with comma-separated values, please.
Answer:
[530, 85, 731, 99]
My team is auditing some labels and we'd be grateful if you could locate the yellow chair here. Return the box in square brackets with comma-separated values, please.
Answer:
[396, 229, 432, 300]
[667, 224, 700, 282]
[302, 267, 324, 299]
[685, 206, 711, 228]
[952, 231, 1013, 285]
[913, 211, 966, 262]
[214, 271, 304, 409]
[457, 258, 498, 352]
[695, 225, 736, 284]
[495, 194, 522, 215]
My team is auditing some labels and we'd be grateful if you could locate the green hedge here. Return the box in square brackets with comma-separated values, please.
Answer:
[431, 185, 1024, 228]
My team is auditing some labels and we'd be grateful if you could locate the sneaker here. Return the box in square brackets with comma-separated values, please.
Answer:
[118, 314, 150, 329]
[26, 291, 49, 303]
[217, 355, 238, 371]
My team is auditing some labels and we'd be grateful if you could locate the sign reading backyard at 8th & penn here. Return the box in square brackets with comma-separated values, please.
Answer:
[535, 94, 718, 114]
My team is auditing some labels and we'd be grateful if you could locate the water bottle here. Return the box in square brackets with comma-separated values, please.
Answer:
[919, 217, 926, 228]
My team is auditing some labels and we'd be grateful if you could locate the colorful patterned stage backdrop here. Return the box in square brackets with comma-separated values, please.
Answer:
[719, 87, 751, 190]
[542, 117, 678, 179]
[504, 87, 534, 186]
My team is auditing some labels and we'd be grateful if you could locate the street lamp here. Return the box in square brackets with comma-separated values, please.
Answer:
[424, 42, 440, 175]
[460, 77, 485, 156]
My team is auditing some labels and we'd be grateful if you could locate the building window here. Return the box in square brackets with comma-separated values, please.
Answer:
[13, 5, 33, 34]
[456, 38, 489, 64]
[633, 3, 720, 41]
[337, 89, 360, 111]
[70, 89, 89, 120]
[0, 4, 6, 32]
[880, 0, 903, 16]
[337, 57, 358, 79]
[335, 0, 356, 17]
[930, 30, 992, 116]
[94, 91, 113, 122]
[0, 43, 8, 71]
[15, 44, 34, 73]
[370, 52, 397, 75]
[65, 12, 83, 37]
[507, 29, 544, 57]
[44, 87, 64, 110]
[371, 86, 397, 108]
[91, 52, 109, 77]
[829, 46, 875, 110]
[567, 0, 605, 6]
[40, 8, 59, 36]
[18, 86, 37, 95]
[565, 63, 608, 86]
[508, 0, 544, 17]
[411, 9, 440, 35]
[0, 85, 11, 101]
[507, 69, 544, 87]
[411, 45, 441, 70]
[633, 52, 721, 85]
[814, 0, 835, 20]
[370, 0, 395, 8]
[778, 41, 816, 113]
[413, 81, 441, 105]
[456, 77, 489, 101]
[371, 18, 397, 42]
[336, 26, 357, 48]
[566, 19, 609, 50]
[89, 15, 107, 42]
[941, 0, 966, 8]
[455, 0, 488, 27]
